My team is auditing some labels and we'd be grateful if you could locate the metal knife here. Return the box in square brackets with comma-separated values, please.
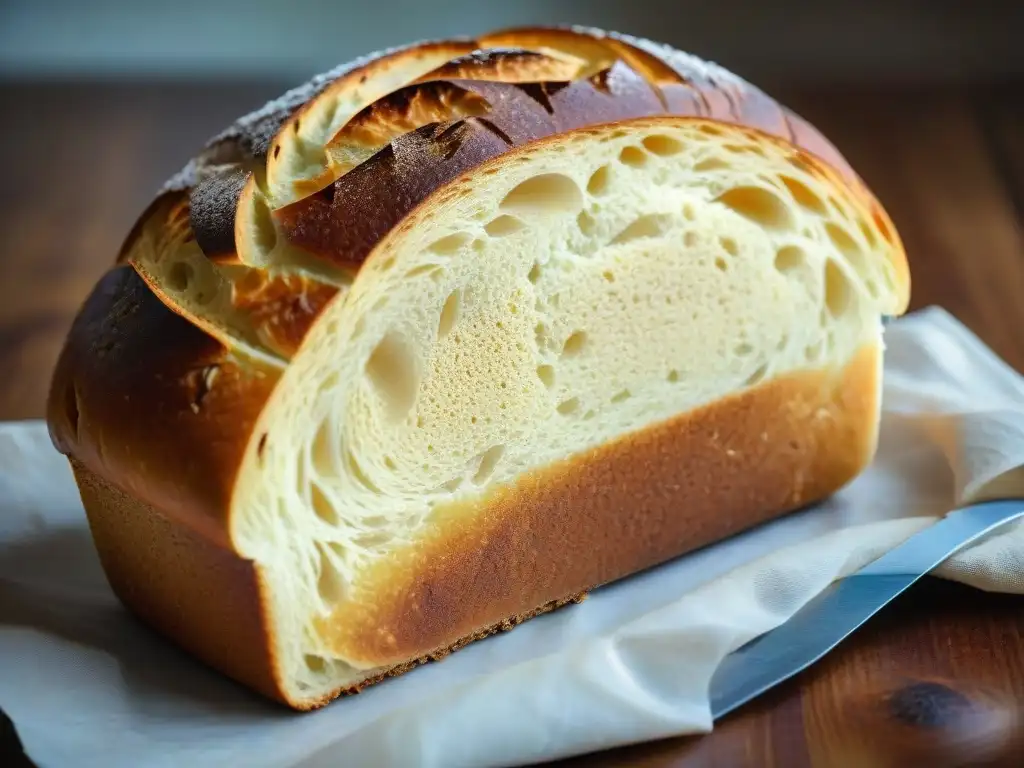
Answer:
[708, 498, 1024, 720]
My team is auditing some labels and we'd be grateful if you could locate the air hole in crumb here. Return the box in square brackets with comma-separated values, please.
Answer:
[406, 263, 443, 279]
[316, 546, 345, 605]
[251, 196, 278, 254]
[602, 270, 615, 282]
[257, 433, 267, 460]
[610, 214, 669, 244]
[642, 134, 684, 156]
[587, 165, 612, 196]
[537, 364, 555, 388]
[384, 456, 397, 470]
[744, 363, 769, 387]
[311, 423, 334, 475]
[484, 215, 525, 237]
[825, 222, 862, 263]
[684, 231, 698, 247]
[534, 322, 548, 349]
[234, 267, 266, 295]
[682, 203, 696, 220]
[437, 290, 460, 339]
[720, 237, 738, 256]
[576, 210, 597, 236]
[714, 256, 729, 272]
[557, 397, 580, 415]
[311, 483, 339, 525]
[780, 175, 827, 214]
[528, 262, 542, 284]
[619, 146, 648, 167]
[472, 445, 505, 485]
[366, 332, 419, 421]
[725, 143, 766, 157]
[716, 186, 794, 231]
[304, 655, 325, 672]
[561, 331, 588, 357]
[824, 259, 855, 318]
[777, 334, 790, 351]
[698, 125, 724, 137]
[774, 245, 808, 275]
[441, 476, 463, 493]
[500, 173, 582, 215]
[346, 450, 381, 493]
[667, 369, 680, 382]
[695, 157, 729, 172]
[428, 231, 473, 255]
[167, 261, 193, 291]
[859, 220, 878, 249]
[789, 155, 814, 174]
[805, 340, 823, 361]
[611, 389, 631, 403]
[734, 342, 754, 356]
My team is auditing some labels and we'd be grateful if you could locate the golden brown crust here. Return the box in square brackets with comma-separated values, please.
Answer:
[47, 267, 279, 544]
[73, 461, 283, 703]
[319, 341, 881, 667]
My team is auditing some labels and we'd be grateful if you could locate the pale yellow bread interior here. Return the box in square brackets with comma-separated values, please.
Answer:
[220, 117, 906, 702]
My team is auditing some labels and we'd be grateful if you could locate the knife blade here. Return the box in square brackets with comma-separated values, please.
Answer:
[708, 498, 1024, 720]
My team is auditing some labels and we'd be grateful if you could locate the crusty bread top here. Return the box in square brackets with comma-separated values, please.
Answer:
[48, 25, 910, 546]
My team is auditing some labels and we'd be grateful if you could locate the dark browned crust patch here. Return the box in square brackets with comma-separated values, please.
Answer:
[190, 166, 250, 262]
[47, 267, 279, 544]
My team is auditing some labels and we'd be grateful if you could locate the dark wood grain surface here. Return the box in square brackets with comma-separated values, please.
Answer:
[1, 80, 1022, 766]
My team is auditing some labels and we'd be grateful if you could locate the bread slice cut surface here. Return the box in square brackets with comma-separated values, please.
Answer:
[228, 116, 905, 704]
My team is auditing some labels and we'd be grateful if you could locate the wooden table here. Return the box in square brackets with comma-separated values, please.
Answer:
[1, 80, 1023, 767]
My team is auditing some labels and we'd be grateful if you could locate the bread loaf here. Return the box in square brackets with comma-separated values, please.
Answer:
[46, 25, 910, 709]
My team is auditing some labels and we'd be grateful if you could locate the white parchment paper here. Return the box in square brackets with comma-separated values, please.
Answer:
[1, 306, 1023, 768]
